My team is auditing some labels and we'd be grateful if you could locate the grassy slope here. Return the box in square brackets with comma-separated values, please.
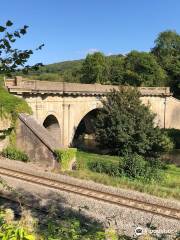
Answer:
[0, 86, 31, 118]
[67, 151, 180, 200]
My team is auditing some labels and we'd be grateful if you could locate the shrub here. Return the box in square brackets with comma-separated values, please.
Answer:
[55, 148, 77, 171]
[88, 158, 121, 177]
[120, 154, 146, 179]
[120, 154, 164, 181]
[86, 153, 164, 181]
[95, 88, 171, 158]
[0, 209, 35, 240]
[163, 128, 180, 149]
[1, 146, 29, 162]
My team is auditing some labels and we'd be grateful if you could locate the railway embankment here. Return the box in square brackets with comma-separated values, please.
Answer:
[0, 157, 179, 237]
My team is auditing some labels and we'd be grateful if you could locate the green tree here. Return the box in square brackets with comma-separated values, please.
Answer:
[152, 30, 180, 60]
[123, 51, 167, 86]
[80, 52, 108, 84]
[151, 30, 180, 97]
[95, 87, 172, 157]
[108, 55, 125, 85]
[0, 20, 43, 76]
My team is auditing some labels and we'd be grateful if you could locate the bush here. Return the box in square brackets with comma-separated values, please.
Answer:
[0, 209, 35, 240]
[1, 146, 29, 162]
[86, 152, 164, 181]
[120, 154, 163, 181]
[95, 88, 169, 158]
[120, 154, 146, 179]
[88, 158, 121, 177]
[163, 128, 180, 149]
[55, 148, 77, 171]
[145, 157, 164, 181]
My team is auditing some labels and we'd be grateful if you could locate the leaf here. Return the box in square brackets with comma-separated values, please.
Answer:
[36, 43, 45, 50]
[20, 28, 27, 35]
[6, 20, 13, 27]
[0, 26, 6, 32]
[14, 31, 21, 38]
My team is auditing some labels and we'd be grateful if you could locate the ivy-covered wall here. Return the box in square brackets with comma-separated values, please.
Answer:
[55, 148, 77, 171]
[0, 86, 32, 151]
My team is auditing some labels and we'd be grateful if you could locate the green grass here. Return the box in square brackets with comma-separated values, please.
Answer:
[66, 151, 180, 200]
[0, 86, 32, 119]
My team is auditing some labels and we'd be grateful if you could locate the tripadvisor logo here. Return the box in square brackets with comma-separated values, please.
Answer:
[135, 227, 144, 236]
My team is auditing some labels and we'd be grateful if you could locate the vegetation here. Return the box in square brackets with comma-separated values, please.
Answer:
[0, 20, 43, 75]
[68, 150, 180, 200]
[19, 59, 83, 82]
[123, 51, 167, 87]
[55, 148, 77, 170]
[0, 208, 113, 240]
[77, 151, 164, 182]
[95, 88, 173, 157]
[0, 86, 31, 118]
[88, 156, 121, 177]
[1, 205, 178, 240]
[1, 146, 29, 162]
[151, 30, 180, 97]
[0, 85, 31, 149]
[80, 52, 108, 84]
[0, 209, 35, 240]
[163, 128, 180, 149]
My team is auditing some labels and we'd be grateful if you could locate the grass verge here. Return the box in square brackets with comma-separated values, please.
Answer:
[66, 151, 180, 200]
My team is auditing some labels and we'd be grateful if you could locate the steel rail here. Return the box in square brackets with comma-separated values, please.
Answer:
[0, 166, 179, 221]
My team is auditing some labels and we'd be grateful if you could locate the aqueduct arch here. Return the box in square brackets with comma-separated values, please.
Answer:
[72, 108, 100, 149]
[43, 114, 61, 143]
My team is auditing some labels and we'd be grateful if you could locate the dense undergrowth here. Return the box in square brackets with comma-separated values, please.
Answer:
[67, 151, 180, 200]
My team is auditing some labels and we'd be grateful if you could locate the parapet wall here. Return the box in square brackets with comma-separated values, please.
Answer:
[5, 76, 171, 96]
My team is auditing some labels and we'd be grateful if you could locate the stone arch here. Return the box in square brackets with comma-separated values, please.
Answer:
[43, 114, 61, 143]
[72, 108, 101, 150]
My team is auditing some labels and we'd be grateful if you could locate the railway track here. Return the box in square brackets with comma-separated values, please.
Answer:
[0, 166, 179, 221]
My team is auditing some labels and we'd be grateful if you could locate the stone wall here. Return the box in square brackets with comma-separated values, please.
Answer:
[16, 114, 61, 168]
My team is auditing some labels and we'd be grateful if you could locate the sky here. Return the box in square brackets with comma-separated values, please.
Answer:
[1, 0, 180, 65]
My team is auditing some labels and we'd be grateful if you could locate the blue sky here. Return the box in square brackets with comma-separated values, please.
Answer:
[1, 0, 180, 65]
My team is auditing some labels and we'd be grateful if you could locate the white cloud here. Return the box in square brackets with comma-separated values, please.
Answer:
[74, 48, 100, 58]
[86, 48, 99, 54]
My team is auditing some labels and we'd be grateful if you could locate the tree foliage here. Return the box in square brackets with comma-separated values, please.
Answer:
[151, 30, 180, 97]
[107, 55, 125, 85]
[95, 87, 173, 157]
[0, 20, 44, 75]
[80, 52, 108, 84]
[123, 51, 167, 86]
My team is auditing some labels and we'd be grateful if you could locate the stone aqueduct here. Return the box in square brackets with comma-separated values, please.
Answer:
[6, 77, 180, 148]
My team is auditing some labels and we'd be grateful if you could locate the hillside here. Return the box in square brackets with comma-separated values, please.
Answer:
[23, 59, 84, 82]
[20, 54, 121, 82]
